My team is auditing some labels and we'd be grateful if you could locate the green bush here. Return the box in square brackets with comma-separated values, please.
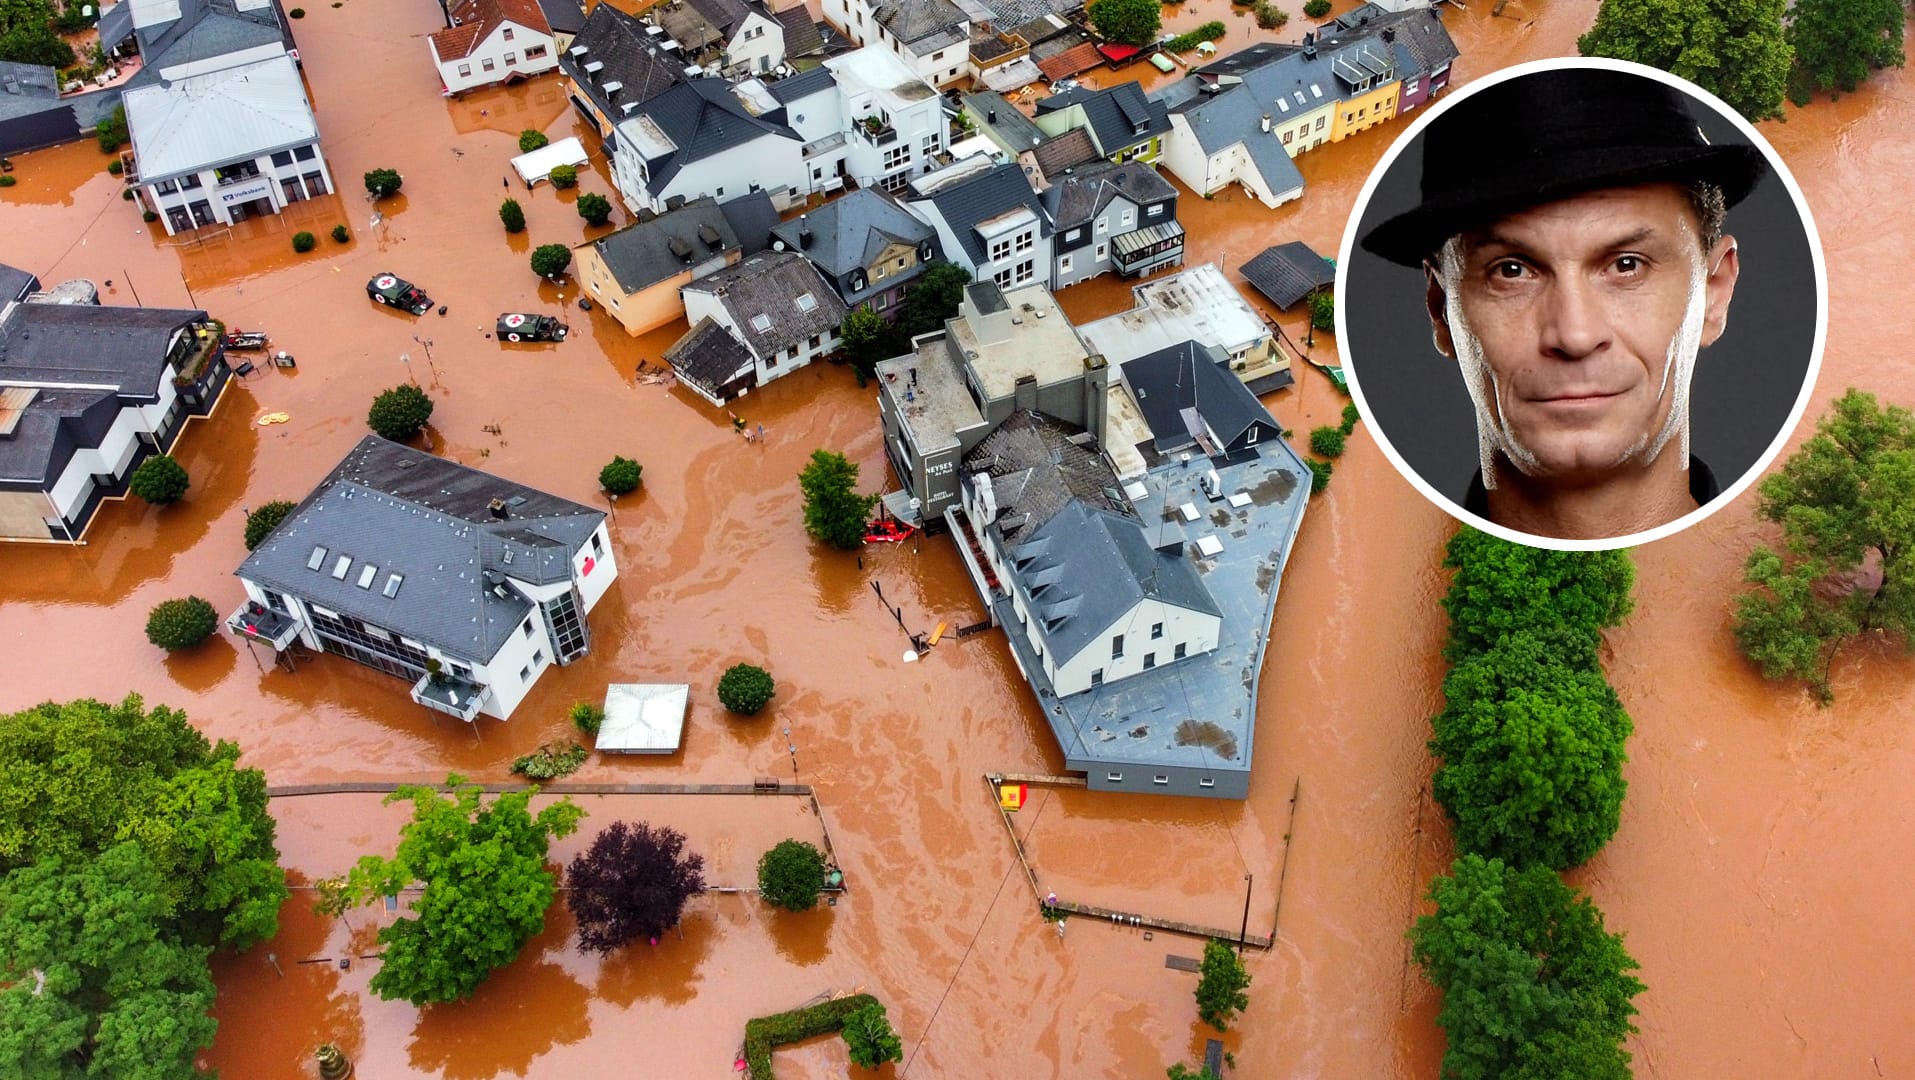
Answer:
[364, 168, 403, 198]
[741, 994, 883, 1080]
[1340, 402, 1359, 435]
[122, 186, 134, 200]
[1165, 20, 1225, 51]
[1303, 0, 1329, 16]
[499, 197, 525, 233]
[291, 231, 316, 253]
[548, 164, 578, 189]
[511, 740, 588, 781]
[718, 663, 775, 716]
[106, 159, 122, 175]
[1308, 426, 1346, 458]
[599, 455, 642, 495]
[130, 454, 189, 504]
[531, 243, 572, 279]
[1310, 290, 1335, 332]
[289, 6, 304, 15]
[842, 1000, 904, 1069]
[243, 500, 296, 550]
[569, 702, 604, 737]
[1, 175, 21, 187]
[518, 129, 549, 153]
[1307, 458, 1332, 495]
[331, 224, 349, 243]
[366, 384, 434, 442]
[576, 191, 612, 226]
[142, 209, 158, 222]
[145, 596, 219, 651]
[1253, 1, 1287, 28]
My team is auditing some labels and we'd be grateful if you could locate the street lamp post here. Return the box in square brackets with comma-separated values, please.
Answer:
[908, 496, 922, 554]
[1239, 873, 1253, 953]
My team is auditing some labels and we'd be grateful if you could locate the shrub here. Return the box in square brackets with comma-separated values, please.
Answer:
[518, 129, 549, 153]
[96, 108, 126, 152]
[511, 740, 588, 781]
[842, 1000, 904, 1069]
[243, 500, 296, 550]
[363, 168, 403, 198]
[1, 175, 21, 187]
[1165, 20, 1225, 51]
[366, 384, 434, 442]
[1308, 425, 1346, 458]
[499, 197, 525, 233]
[1195, 938, 1251, 1031]
[331, 224, 349, 243]
[291, 231, 316, 253]
[1307, 458, 1332, 495]
[576, 191, 612, 226]
[742, 995, 884, 1080]
[146, 596, 218, 651]
[548, 164, 578, 189]
[122, 186, 134, 200]
[1303, 0, 1329, 15]
[570, 702, 605, 737]
[130, 454, 190, 504]
[1340, 402, 1359, 435]
[530, 243, 572, 279]
[757, 839, 827, 911]
[1253, 1, 1288, 28]
[142, 209, 158, 222]
[106, 159, 122, 175]
[1310, 289, 1335, 332]
[718, 663, 775, 716]
[599, 455, 642, 495]
[289, 6, 304, 15]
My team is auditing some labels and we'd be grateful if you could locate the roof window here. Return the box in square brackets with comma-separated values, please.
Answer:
[795, 292, 818, 312]
[750, 313, 773, 332]
[331, 554, 352, 579]
[356, 563, 378, 589]
[307, 545, 328, 570]
[383, 573, 404, 598]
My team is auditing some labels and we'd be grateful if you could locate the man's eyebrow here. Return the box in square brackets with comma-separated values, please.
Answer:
[1470, 225, 1668, 259]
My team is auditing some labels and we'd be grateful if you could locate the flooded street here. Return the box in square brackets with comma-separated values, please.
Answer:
[2, 0, 1912, 1074]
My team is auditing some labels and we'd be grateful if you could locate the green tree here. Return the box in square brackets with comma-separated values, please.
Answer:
[717, 662, 775, 715]
[1309, 289, 1335, 332]
[799, 449, 877, 550]
[367, 383, 434, 442]
[1733, 389, 1915, 702]
[756, 839, 827, 912]
[0, 695, 287, 949]
[1787, 0, 1904, 103]
[895, 261, 972, 339]
[518, 128, 549, 153]
[500, 196, 526, 233]
[841, 1000, 904, 1069]
[1303, 0, 1330, 16]
[363, 167, 403, 198]
[0, 25, 74, 67]
[1340, 402, 1360, 435]
[129, 454, 189, 504]
[1429, 629, 1632, 871]
[316, 776, 584, 1005]
[1194, 938, 1251, 1031]
[531, 242, 572, 279]
[291, 230, 316, 253]
[332, 224, 350, 243]
[1088, 0, 1161, 45]
[1309, 426, 1346, 458]
[840, 304, 902, 383]
[1409, 854, 1645, 1080]
[0, 844, 219, 1080]
[576, 192, 613, 226]
[1439, 529, 1635, 662]
[243, 499, 295, 550]
[599, 455, 642, 495]
[548, 163, 579, 189]
[145, 596, 218, 651]
[1578, 0, 1792, 122]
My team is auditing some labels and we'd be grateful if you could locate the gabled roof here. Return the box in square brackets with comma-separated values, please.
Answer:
[718, 190, 781, 256]
[1035, 81, 1169, 157]
[1190, 41, 1300, 81]
[682, 250, 848, 358]
[768, 65, 834, 103]
[621, 78, 798, 194]
[430, 0, 550, 63]
[776, 4, 826, 56]
[581, 197, 740, 295]
[558, 3, 688, 120]
[123, 55, 317, 181]
[768, 189, 935, 278]
[1122, 339, 1277, 452]
[1240, 241, 1334, 309]
[907, 161, 1049, 267]
[0, 387, 120, 485]
[1033, 39, 1101, 82]
[235, 436, 605, 662]
[0, 301, 204, 395]
[962, 90, 1045, 154]
[97, 2, 135, 52]
[130, 0, 290, 81]
[665, 316, 754, 398]
[1029, 127, 1097, 181]
[534, 0, 585, 35]
[963, 409, 1123, 547]
[872, 0, 966, 51]
[1040, 160, 1174, 229]
[688, 0, 756, 36]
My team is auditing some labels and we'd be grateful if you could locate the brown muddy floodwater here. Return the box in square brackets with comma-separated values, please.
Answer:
[2, 0, 1912, 1074]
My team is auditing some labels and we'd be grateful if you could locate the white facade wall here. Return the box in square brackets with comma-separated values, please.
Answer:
[1048, 598, 1220, 696]
[612, 128, 806, 214]
[682, 289, 840, 389]
[434, 20, 559, 93]
[1158, 115, 1216, 196]
[45, 373, 180, 516]
[143, 141, 335, 236]
[725, 10, 785, 74]
[971, 215, 1050, 292]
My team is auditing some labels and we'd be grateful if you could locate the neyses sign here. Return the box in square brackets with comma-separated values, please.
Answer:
[216, 178, 275, 206]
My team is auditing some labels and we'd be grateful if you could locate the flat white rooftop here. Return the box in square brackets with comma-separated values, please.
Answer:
[596, 683, 690, 754]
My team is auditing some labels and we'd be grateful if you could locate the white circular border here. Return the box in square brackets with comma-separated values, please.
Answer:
[1332, 55, 1830, 553]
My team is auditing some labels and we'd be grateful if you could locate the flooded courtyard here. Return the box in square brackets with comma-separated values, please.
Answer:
[2, 0, 1912, 1074]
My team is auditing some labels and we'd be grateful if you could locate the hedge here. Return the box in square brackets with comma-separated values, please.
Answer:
[742, 994, 883, 1080]
[1165, 21, 1225, 52]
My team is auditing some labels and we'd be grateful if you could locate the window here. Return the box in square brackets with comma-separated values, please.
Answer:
[1151, 622, 1163, 639]
[522, 618, 535, 638]
[1406, 79, 1420, 95]
[1095, 219, 1107, 234]
[1174, 642, 1187, 659]
[295, 145, 316, 161]
[307, 545, 329, 570]
[989, 237, 1012, 262]
[808, 334, 822, 350]
[331, 554, 352, 580]
[282, 178, 304, 203]
[875, 293, 889, 309]
[1146, 203, 1163, 217]
[715, 186, 724, 197]
[1282, 131, 1293, 145]
[1014, 259, 1034, 285]
[456, 62, 472, 76]
[1153, 775, 1169, 785]
[1199, 777, 1216, 788]
[1067, 227, 1082, 242]
[1343, 112, 1352, 123]
[811, 165, 823, 181]
[1112, 634, 1125, 659]
[591, 532, 603, 555]
[519, 665, 531, 681]
[383, 573, 404, 598]
[751, 313, 773, 332]
[156, 178, 178, 194]
[896, 256, 907, 269]
[883, 144, 911, 170]
[180, 174, 202, 189]
[356, 563, 378, 589]
[1090, 669, 1103, 687]
[1143, 653, 1156, 670]
[1095, 243, 1107, 260]
[505, 52, 518, 66]
[1315, 116, 1326, 132]
[503, 27, 514, 40]
[271, 149, 294, 166]
[1014, 230, 1032, 253]
[920, 134, 939, 157]
[932, 49, 945, 62]
[533, 649, 544, 665]
[1358, 107, 1367, 118]
[1119, 209, 1134, 228]
[1107, 771, 1123, 782]
[526, 43, 548, 59]
[795, 292, 818, 312]
[1246, 424, 1259, 445]
[483, 57, 496, 71]
[1058, 254, 1072, 274]
[302, 172, 327, 197]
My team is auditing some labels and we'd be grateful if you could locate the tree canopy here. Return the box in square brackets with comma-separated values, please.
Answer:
[130, 454, 190, 505]
[1409, 854, 1645, 1080]
[717, 663, 776, 716]
[840, 305, 901, 383]
[243, 500, 296, 550]
[757, 839, 828, 912]
[1787, 0, 1904, 104]
[799, 449, 878, 550]
[318, 776, 583, 1005]
[1439, 529, 1635, 662]
[841, 1000, 904, 1069]
[577, 192, 613, 227]
[600, 455, 642, 495]
[1577, 0, 1793, 122]
[567, 822, 706, 954]
[145, 596, 219, 652]
[363, 168, 403, 198]
[367, 383, 434, 442]
[1194, 938, 1251, 1031]
[1088, 0, 1161, 45]
[531, 243, 573, 279]
[894, 261, 972, 340]
[1733, 388, 1915, 701]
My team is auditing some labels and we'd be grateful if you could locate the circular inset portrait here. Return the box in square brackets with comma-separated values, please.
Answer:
[1337, 57, 1826, 550]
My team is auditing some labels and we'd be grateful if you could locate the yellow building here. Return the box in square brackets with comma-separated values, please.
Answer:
[573, 198, 747, 337]
[1328, 43, 1402, 143]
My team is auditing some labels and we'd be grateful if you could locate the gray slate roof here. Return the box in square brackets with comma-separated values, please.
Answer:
[962, 90, 1045, 153]
[664, 316, 754, 396]
[907, 160, 1049, 268]
[0, 62, 59, 122]
[0, 302, 204, 395]
[1122, 340, 1277, 452]
[535, 0, 586, 35]
[1240, 240, 1334, 309]
[873, 0, 966, 50]
[1029, 126, 1097, 180]
[0, 387, 118, 485]
[236, 436, 604, 663]
[768, 189, 936, 294]
[682, 250, 848, 358]
[1337, 6, 1459, 78]
[559, 3, 688, 120]
[718, 190, 781, 256]
[775, 4, 826, 56]
[768, 65, 834, 103]
[97, 2, 135, 52]
[1041, 160, 1174, 230]
[628, 78, 797, 194]
[962, 409, 1123, 546]
[0, 264, 39, 303]
[1035, 82, 1169, 157]
[125, 0, 292, 89]
[585, 197, 739, 295]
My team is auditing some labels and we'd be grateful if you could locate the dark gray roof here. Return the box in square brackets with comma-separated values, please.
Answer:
[1030, 127, 1097, 179]
[628, 78, 797, 194]
[1041, 160, 1174, 230]
[0, 263, 38, 303]
[681, 250, 848, 358]
[1343, 6, 1459, 78]
[127, 0, 291, 87]
[873, 0, 966, 50]
[907, 161, 1048, 268]
[1122, 340, 1277, 452]
[236, 436, 604, 662]
[558, 3, 688, 120]
[0, 302, 204, 395]
[1035, 82, 1169, 157]
[768, 65, 834, 103]
[1190, 41, 1300, 81]
[0, 62, 60, 122]
[0, 387, 118, 485]
[687, 0, 754, 36]
[664, 316, 753, 396]
[768, 188, 935, 278]
[775, 4, 825, 55]
[1240, 241, 1334, 309]
[535, 0, 586, 35]
[962, 409, 1123, 546]
[97, 2, 135, 51]
[718, 190, 780, 256]
[962, 91, 1045, 153]
[1331, 2, 1389, 31]
[971, 0, 1070, 31]
[585, 197, 739, 294]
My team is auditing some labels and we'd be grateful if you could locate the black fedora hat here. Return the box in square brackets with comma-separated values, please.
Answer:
[1360, 65, 1769, 268]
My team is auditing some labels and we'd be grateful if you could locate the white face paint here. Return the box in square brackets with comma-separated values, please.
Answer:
[1437, 237, 1711, 490]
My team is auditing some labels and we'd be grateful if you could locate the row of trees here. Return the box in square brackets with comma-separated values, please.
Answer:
[1578, 0, 1904, 119]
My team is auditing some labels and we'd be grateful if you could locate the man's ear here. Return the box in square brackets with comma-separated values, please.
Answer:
[1698, 236, 1740, 348]
[1424, 264, 1455, 359]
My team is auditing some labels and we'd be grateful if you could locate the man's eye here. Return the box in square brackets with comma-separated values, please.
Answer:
[1615, 255, 1644, 274]
[1492, 261, 1527, 279]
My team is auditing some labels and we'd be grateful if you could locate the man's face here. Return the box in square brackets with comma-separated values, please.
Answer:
[1425, 183, 1740, 486]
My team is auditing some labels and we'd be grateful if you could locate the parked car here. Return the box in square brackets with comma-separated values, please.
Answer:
[496, 313, 568, 342]
[367, 273, 433, 315]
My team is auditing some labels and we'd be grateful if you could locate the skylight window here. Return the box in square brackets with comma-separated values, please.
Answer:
[1276, 98, 1289, 112]
[331, 554, 352, 580]
[750, 313, 773, 332]
[307, 545, 328, 570]
[383, 573, 404, 598]
[1293, 91, 1306, 106]
[795, 292, 818, 312]
[1311, 84, 1323, 99]
[357, 563, 378, 589]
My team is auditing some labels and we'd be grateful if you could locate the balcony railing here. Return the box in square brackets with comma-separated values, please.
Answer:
[215, 169, 263, 187]
[854, 118, 898, 146]
[1111, 220, 1186, 274]
[411, 672, 489, 723]
[228, 601, 301, 651]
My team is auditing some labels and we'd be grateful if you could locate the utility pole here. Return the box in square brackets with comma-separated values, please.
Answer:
[1238, 873, 1252, 954]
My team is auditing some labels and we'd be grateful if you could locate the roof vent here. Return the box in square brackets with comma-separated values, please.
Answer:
[488, 497, 508, 520]
[668, 235, 693, 260]
[697, 223, 722, 247]
[798, 214, 812, 248]
[602, 80, 623, 94]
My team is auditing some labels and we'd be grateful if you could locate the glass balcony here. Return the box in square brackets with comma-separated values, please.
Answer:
[411, 671, 489, 723]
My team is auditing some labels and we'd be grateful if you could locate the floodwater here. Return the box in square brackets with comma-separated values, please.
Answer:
[1, 0, 1911, 1074]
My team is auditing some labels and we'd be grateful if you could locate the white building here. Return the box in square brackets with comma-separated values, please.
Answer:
[231, 436, 618, 722]
[904, 156, 1053, 291]
[821, 45, 948, 192]
[123, 54, 333, 235]
[610, 78, 806, 215]
[822, 0, 969, 87]
[654, 0, 789, 77]
[428, 0, 558, 94]
[669, 250, 848, 404]
[126, 0, 296, 83]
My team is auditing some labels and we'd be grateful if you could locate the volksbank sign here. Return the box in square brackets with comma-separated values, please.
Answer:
[217, 178, 275, 206]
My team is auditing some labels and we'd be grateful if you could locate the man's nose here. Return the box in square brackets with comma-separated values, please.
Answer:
[1537, 278, 1609, 360]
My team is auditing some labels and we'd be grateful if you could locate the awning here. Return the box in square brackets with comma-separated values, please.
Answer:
[511, 136, 590, 186]
[1113, 219, 1185, 257]
[596, 683, 689, 754]
[1097, 43, 1140, 62]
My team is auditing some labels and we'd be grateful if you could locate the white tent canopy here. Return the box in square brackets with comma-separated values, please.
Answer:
[595, 683, 689, 754]
[512, 136, 590, 187]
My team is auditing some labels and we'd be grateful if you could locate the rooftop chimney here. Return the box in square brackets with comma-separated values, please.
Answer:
[1382, 26, 1395, 42]
[488, 498, 508, 520]
[1260, 114, 1270, 132]
[798, 214, 812, 248]
[988, 107, 997, 123]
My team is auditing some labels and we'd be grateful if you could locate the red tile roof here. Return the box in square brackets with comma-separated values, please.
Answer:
[1035, 41, 1100, 82]
[430, 0, 552, 63]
